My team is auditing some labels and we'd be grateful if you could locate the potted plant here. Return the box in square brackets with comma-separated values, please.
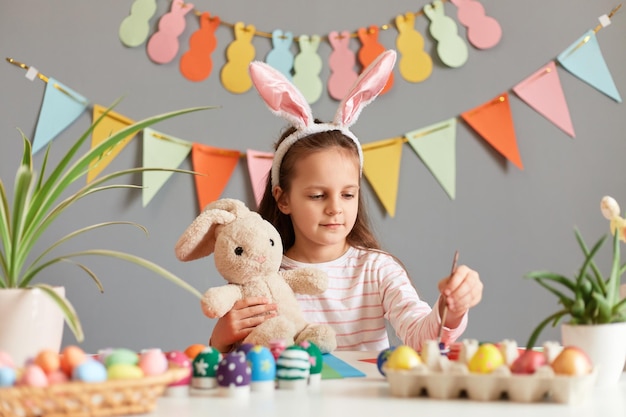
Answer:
[524, 195, 626, 386]
[0, 103, 207, 365]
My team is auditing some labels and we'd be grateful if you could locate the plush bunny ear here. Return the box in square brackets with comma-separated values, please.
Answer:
[334, 49, 397, 128]
[174, 199, 249, 262]
[249, 61, 314, 129]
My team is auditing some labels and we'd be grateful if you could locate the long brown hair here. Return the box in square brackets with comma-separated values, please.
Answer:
[257, 123, 381, 252]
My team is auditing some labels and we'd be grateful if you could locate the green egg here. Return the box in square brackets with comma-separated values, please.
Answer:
[107, 363, 144, 380]
[105, 348, 139, 368]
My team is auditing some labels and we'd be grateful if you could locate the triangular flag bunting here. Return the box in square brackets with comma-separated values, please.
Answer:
[142, 128, 192, 207]
[246, 149, 273, 209]
[362, 137, 404, 217]
[32, 77, 89, 154]
[406, 118, 457, 199]
[191, 143, 240, 212]
[557, 30, 622, 103]
[513, 61, 575, 137]
[87, 104, 135, 183]
[461, 93, 524, 170]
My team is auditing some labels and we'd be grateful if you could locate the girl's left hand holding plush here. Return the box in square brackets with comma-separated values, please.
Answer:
[437, 264, 483, 329]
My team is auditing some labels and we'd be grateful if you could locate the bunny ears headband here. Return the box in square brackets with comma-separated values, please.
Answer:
[249, 49, 397, 189]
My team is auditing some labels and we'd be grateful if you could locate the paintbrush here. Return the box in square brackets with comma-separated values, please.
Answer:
[437, 250, 459, 348]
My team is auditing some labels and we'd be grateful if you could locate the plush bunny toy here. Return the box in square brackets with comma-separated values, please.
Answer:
[175, 198, 337, 353]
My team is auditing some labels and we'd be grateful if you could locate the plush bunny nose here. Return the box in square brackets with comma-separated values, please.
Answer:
[256, 256, 266, 264]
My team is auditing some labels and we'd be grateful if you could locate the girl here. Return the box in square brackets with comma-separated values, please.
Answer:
[210, 50, 483, 353]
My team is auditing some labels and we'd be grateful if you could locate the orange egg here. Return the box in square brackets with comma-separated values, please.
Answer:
[60, 346, 87, 376]
[34, 349, 60, 374]
[184, 343, 206, 360]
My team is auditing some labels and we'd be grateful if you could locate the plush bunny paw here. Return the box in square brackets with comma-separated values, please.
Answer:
[295, 324, 337, 353]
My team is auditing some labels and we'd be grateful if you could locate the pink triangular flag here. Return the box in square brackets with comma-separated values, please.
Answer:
[513, 61, 575, 137]
[246, 149, 273, 208]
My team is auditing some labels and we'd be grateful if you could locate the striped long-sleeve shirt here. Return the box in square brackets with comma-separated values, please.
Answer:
[282, 246, 468, 352]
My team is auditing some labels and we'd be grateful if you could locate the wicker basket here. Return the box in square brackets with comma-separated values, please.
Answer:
[0, 368, 189, 417]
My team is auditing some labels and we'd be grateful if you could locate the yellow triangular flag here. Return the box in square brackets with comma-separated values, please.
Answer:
[87, 104, 135, 183]
[362, 137, 404, 217]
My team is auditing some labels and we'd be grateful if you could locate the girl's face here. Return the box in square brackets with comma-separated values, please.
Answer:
[276, 147, 360, 262]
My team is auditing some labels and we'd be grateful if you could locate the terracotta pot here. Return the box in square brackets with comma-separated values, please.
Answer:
[0, 287, 65, 367]
[561, 322, 626, 387]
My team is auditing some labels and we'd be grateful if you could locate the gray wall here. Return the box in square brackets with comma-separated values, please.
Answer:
[1, 0, 625, 353]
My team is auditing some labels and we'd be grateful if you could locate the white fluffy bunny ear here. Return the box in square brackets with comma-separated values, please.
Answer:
[174, 199, 250, 262]
[334, 49, 397, 128]
[249, 61, 314, 130]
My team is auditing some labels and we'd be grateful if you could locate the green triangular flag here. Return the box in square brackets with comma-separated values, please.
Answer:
[406, 118, 457, 199]
[142, 127, 192, 207]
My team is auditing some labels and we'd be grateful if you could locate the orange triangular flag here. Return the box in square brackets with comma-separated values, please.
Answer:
[191, 143, 240, 212]
[87, 104, 136, 183]
[362, 137, 404, 217]
[461, 93, 523, 170]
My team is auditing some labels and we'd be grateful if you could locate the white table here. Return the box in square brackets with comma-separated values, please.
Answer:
[151, 351, 626, 417]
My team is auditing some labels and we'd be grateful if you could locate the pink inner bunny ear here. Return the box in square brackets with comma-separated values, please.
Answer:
[335, 50, 397, 127]
[249, 61, 314, 128]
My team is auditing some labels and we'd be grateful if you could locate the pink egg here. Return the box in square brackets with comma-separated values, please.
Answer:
[19, 364, 48, 387]
[165, 350, 191, 386]
[0, 351, 15, 368]
[47, 370, 69, 385]
[139, 349, 168, 376]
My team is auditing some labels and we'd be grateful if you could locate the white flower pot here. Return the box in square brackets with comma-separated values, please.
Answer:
[0, 287, 66, 367]
[561, 322, 626, 387]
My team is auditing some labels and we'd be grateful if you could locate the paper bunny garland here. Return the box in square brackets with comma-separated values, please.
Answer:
[248, 49, 397, 188]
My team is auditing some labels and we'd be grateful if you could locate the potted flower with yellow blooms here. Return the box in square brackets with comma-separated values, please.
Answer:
[0, 104, 207, 366]
[524, 195, 626, 386]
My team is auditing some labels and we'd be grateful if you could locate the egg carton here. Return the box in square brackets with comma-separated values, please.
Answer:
[384, 340, 598, 404]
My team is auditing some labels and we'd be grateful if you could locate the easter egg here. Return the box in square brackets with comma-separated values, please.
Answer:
[184, 344, 206, 360]
[377, 346, 396, 376]
[105, 348, 139, 368]
[235, 343, 255, 355]
[276, 345, 310, 390]
[216, 351, 251, 397]
[246, 345, 276, 391]
[19, 364, 48, 387]
[166, 350, 192, 386]
[47, 370, 69, 385]
[385, 345, 421, 370]
[0, 366, 16, 387]
[510, 350, 547, 374]
[299, 340, 323, 375]
[191, 347, 222, 389]
[60, 346, 87, 376]
[73, 359, 108, 382]
[551, 346, 592, 376]
[0, 351, 15, 368]
[468, 343, 505, 374]
[34, 349, 60, 374]
[107, 363, 144, 380]
[139, 349, 168, 376]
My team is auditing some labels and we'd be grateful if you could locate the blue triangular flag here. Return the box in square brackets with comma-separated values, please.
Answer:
[557, 30, 622, 103]
[32, 77, 89, 154]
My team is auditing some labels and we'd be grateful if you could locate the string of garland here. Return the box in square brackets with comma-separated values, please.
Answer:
[119, 0, 502, 101]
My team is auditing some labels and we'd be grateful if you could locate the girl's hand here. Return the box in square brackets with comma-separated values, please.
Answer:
[437, 264, 483, 329]
[209, 297, 278, 353]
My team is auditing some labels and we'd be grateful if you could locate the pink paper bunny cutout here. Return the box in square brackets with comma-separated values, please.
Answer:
[146, 0, 193, 64]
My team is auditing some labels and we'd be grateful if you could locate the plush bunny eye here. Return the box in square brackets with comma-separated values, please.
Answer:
[234, 246, 244, 256]
[269, 239, 275, 247]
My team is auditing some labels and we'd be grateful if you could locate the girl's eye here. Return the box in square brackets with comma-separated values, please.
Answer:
[269, 239, 275, 247]
[310, 194, 324, 200]
[343, 193, 355, 199]
[234, 247, 244, 256]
